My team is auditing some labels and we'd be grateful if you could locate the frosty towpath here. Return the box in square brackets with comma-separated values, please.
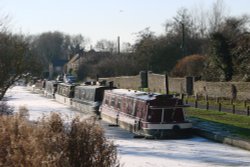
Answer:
[5, 86, 250, 167]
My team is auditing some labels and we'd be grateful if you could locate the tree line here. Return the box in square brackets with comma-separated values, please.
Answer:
[76, 1, 250, 82]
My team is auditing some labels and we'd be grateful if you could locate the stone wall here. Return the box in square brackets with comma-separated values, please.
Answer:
[100, 73, 188, 94]
[147, 73, 187, 94]
[99, 75, 141, 90]
[194, 81, 250, 100]
[100, 72, 250, 100]
[148, 73, 166, 93]
[169, 77, 186, 94]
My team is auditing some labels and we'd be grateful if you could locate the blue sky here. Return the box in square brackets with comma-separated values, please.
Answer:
[0, 0, 249, 46]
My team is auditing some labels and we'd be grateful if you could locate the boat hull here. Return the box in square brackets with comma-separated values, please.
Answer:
[100, 106, 192, 139]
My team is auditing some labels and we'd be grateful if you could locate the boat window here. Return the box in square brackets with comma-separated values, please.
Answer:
[111, 97, 115, 107]
[127, 98, 134, 114]
[117, 98, 121, 109]
[104, 97, 109, 105]
[81, 89, 85, 99]
[163, 109, 174, 122]
[74, 89, 79, 99]
[135, 101, 146, 119]
[147, 109, 161, 122]
[163, 109, 184, 122]
[172, 109, 184, 122]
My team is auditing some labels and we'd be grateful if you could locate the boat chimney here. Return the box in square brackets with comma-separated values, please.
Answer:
[109, 81, 114, 88]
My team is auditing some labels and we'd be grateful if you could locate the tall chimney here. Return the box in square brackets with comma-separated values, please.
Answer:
[117, 36, 120, 55]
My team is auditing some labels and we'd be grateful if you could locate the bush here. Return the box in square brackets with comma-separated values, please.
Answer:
[0, 110, 118, 167]
[171, 54, 206, 77]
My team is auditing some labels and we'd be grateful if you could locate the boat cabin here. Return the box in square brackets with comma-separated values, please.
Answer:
[56, 83, 76, 98]
[100, 89, 191, 138]
[72, 85, 114, 114]
[102, 89, 186, 123]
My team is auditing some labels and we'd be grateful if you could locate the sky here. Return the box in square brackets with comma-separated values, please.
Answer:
[0, 0, 250, 47]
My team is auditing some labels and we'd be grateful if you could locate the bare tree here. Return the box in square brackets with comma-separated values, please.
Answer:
[208, 0, 228, 33]
[29, 32, 88, 72]
[95, 39, 116, 53]
[0, 31, 42, 99]
[69, 34, 88, 55]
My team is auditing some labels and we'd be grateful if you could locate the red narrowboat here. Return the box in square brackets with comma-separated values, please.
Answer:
[100, 89, 192, 138]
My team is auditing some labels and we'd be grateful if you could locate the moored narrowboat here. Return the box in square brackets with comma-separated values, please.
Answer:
[44, 80, 59, 98]
[55, 83, 76, 105]
[100, 89, 192, 138]
[71, 84, 114, 115]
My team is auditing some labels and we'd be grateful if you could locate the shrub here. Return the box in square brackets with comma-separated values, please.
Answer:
[171, 54, 206, 77]
[0, 110, 118, 167]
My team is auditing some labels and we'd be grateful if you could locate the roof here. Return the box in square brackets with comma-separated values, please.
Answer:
[58, 83, 77, 87]
[106, 89, 162, 101]
[76, 85, 108, 90]
[67, 54, 80, 64]
[51, 59, 68, 66]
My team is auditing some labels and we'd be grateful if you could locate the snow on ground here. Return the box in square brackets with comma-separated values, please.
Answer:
[6, 86, 94, 122]
[5, 86, 250, 167]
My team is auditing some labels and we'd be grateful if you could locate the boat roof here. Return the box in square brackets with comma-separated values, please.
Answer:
[76, 85, 109, 90]
[58, 83, 77, 87]
[106, 89, 163, 101]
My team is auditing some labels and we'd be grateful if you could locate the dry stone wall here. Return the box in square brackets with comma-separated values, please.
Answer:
[99, 75, 141, 90]
[169, 77, 186, 94]
[100, 73, 188, 94]
[100, 72, 250, 100]
[148, 73, 166, 93]
[194, 81, 250, 100]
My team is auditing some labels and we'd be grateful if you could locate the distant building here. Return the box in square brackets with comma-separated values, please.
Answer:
[66, 49, 111, 74]
[49, 59, 68, 79]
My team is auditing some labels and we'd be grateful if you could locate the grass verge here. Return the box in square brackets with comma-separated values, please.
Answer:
[186, 107, 250, 140]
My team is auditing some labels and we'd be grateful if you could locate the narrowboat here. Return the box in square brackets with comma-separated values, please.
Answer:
[100, 89, 192, 138]
[71, 84, 114, 115]
[55, 83, 76, 105]
[44, 80, 59, 98]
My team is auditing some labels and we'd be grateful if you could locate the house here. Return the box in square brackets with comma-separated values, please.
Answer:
[66, 50, 111, 74]
[66, 51, 83, 74]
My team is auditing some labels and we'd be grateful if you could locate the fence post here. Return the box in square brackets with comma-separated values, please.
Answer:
[185, 96, 188, 104]
[206, 101, 209, 110]
[186, 76, 194, 96]
[230, 98, 234, 105]
[195, 99, 198, 108]
[232, 104, 235, 114]
[218, 103, 221, 112]
[205, 95, 208, 101]
[181, 93, 184, 103]
[247, 106, 249, 116]
[165, 73, 169, 95]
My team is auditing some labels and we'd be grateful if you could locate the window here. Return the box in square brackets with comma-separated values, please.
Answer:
[147, 109, 162, 122]
[105, 96, 109, 105]
[111, 97, 115, 107]
[117, 98, 121, 109]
